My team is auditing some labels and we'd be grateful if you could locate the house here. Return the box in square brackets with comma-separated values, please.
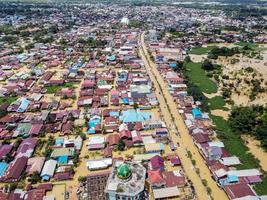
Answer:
[131, 130, 143, 145]
[155, 128, 168, 137]
[119, 129, 131, 140]
[13, 123, 32, 137]
[153, 186, 180, 200]
[107, 134, 120, 146]
[86, 171, 110, 200]
[0, 144, 12, 160]
[145, 143, 164, 153]
[224, 183, 256, 200]
[28, 124, 43, 136]
[142, 120, 164, 130]
[130, 85, 151, 98]
[41, 159, 57, 181]
[54, 172, 71, 181]
[4, 156, 28, 182]
[17, 98, 31, 113]
[147, 169, 166, 188]
[150, 155, 165, 170]
[162, 171, 186, 187]
[16, 138, 38, 158]
[86, 158, 112, 171]
[50, 148, 74, 162]
[192, 108, 202, 119]
[87, 136, 106, 150]
[119, 110, 151, 123]
[220, 156, 241, 167]
[133, 153, 160, 162]
[103, 146, 113, 158]
[26, 157, 45, 175]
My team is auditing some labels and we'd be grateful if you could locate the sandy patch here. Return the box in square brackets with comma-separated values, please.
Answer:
[211, 109, 229, 120]
[189, 54, 207, 63]
[47, 184, 65, 200]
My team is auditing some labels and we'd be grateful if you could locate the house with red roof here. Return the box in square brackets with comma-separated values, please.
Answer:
[150, 155, 165, 171]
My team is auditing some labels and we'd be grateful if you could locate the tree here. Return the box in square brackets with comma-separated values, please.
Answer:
[202, 59, 214, 71]
[222, 88, 232, 99]
[133, 102, 138, 110]
[29, 171, 41, 184]
[229, 106, 260, 135]
[79, 132, 86, 141]
[78, 176, 86, 183]
[43, 148, 52, 158]
[118, 139, 125, 151]
[25, 43, 34, 50]
[184, 56, 191, 63]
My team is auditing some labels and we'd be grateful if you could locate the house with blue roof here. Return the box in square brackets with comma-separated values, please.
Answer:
[55, 138, 64, 146]
[169, 63, 177, 68]
[117, 71, 128, 83]
[88, 116, 101, 134]
[0, 162, 8, 177]
[17, 98, 30, 113]
[107, 55, 116, 62]
[57, 155, 68, 165]
[219, 175, 239, 186]
[122, 97, 129, 105]
[119, 110, 151, 123]
[192, 108, 202, 119]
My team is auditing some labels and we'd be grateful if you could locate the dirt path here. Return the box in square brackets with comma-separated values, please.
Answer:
[139, 32, 228, 200]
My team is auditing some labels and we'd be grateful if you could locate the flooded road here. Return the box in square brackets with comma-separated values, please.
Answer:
[138, 32, 228, 200]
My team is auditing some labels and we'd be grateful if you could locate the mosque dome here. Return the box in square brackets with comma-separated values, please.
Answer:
[117, 163, 132, 179]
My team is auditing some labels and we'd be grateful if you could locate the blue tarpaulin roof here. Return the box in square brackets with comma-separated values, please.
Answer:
[58, 156, 68, 164]
[169, 63, 177, 68]
[107, 55, 116, 61]
[87, 119, 101, 134]
[55, 138, 64, 146]
[192, 108, 202, 119]
[110, 111, 120, 117]
[122, 97, 129, 104]
[42, 175, 50, 181]
[0, 162, 8, 177]
[227, 175, 239, 183]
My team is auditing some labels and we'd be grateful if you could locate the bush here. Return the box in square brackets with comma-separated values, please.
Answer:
[222, 88, 232, 99]
[202, 59, 214, 71]
[78, 176, 87, 183]
[118, 139, 125, 151]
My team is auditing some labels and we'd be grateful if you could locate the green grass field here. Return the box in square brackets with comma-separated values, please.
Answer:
[235, 42, 267, 51]
[189, 46, 216, 55]
[254, 173, 267, 195]
[44, 82, 76, 94]
[207, 96, 228, 110]
[186, 62, 218, 94]
[0, 96, 17, 105]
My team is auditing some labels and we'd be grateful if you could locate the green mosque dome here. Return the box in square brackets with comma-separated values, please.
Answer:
[116, 163, 132, 179]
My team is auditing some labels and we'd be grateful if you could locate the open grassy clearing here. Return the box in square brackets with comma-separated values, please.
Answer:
[235, 42, 267, 51]
[44, 82, 77, 94]
[185, 62, 218, 94]
[254, 173, 267, 195]
[207, 96, 229, 111]
[189, 46, 216, 55]
[0, 96, 17, 105]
